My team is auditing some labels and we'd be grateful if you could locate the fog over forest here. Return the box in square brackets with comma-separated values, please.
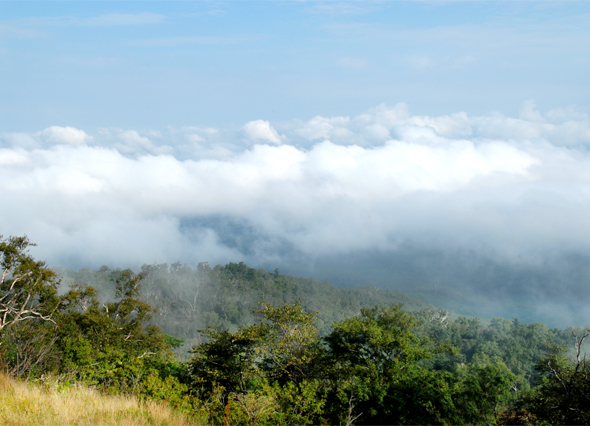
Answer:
[2, 102, 590, 327]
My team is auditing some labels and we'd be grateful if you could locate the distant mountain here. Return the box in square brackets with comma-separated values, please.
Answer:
[270, 248, 590, 328]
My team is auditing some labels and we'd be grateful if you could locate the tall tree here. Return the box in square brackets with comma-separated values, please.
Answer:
[0, 235, 60, 332]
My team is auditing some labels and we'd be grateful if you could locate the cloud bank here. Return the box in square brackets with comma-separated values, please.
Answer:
[2, 102, 590, 324]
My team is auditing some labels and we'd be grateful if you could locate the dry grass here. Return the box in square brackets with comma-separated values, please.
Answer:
[0, 373, 198, 426]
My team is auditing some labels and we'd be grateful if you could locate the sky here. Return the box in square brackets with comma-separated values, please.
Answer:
[1, 1, 590, 326]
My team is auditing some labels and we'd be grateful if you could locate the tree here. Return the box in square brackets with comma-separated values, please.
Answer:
[504, 333, 590, 425]
[188, 327, 258, 397]
[55, 271, 170, 387]
[322, 304, 516, 425]
[188, 301, 324, 396]
[325, 304, 432, 372]
[452, 357, 516, 424]
[248, 301, 324, 385]
[0, 235, 60, 332]
[323, 304, 452, 425]
[188, 301, 326, 425]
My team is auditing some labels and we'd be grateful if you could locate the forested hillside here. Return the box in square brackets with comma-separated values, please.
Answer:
[56, 261, 590, 389]
[2, 235, 590, 425]
[56, 262, 430, 342]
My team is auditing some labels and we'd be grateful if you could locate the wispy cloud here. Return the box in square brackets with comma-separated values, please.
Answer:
[81, 12, 165, 27]
[323, 14, 590, 55]
[309, 1, 387, 16]
[129, 34, 262, 47]
[404, 54, 435, 70]
[0, 23, 45, 39]
[1, 12, 166, 29]
[336, 57, 368, 69]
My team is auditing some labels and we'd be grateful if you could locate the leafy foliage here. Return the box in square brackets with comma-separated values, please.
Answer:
[502, 336, 590, 425]
[189, 327, 258, 396]
[52, 272, 171, 389]
[0, 235, 60, 331]
[0, 239, 179, 400]
[413, 308, 581, 387]
[3, 236, 590, 425]
[322, 304, 516, 425]
[249, 302, 324, 385]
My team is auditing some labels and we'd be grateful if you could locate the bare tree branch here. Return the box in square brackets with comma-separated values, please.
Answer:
[573, 329, 590, 366]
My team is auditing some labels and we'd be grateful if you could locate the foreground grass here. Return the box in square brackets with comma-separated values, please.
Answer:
[0, 374, 197, 426]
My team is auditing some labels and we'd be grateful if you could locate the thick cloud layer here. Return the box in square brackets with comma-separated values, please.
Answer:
[2, 102, 590, 325]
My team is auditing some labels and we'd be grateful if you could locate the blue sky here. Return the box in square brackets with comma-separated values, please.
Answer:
[1, 1, 589, 131]
[2, 1, 590, 324]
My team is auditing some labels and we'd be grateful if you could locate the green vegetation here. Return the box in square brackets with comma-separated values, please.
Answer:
[57, 261, 431, 343]
[2, 235, 590, 425]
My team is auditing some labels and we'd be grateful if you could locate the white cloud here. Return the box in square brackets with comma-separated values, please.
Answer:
[0, 148, 27, 166]
[41, 126, 91, 145]
[0, 127, 542, 263]
[1, 132, 39, 149]
[116, 129, 154, 152]
[519, 100, 544, 122]
[290, 101, 590, 147]
[295, 115, 352, 141]
[244, 120, 283, 145]
[2, 102, 590, 271]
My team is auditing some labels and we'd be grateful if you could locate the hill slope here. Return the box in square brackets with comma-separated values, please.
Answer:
[57, 261, 431, 341]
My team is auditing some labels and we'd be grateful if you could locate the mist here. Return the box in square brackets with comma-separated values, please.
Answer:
[2, 102, 590, 327]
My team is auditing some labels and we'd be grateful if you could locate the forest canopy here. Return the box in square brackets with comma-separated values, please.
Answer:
[1, 235, 590, 425]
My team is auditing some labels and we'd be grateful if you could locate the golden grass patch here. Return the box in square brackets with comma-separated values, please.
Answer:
[0, 373, 197, 426]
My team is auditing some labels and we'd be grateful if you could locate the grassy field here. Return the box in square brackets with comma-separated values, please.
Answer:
[0, 373, 197, 426]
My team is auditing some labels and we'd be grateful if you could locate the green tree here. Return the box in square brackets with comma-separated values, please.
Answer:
[0, 235, 60, 332]
[323, 304, 453, 425]
[248, 302, 324, 385]
[188, 301, 326, 424]
[505, 332, 590, 425]
[188, 327, 257, 397]
[452, 357, 516, 424]
[1, 237, 177, 392]
[0, 236, 62, 377]
[189, 301, 324, 395]
[323, 304, 516, 425]
[53, 272, 170, 391]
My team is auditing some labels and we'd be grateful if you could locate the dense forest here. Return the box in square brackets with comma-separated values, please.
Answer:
[2, 235, 590, 425]
[56, 261, 431, 348]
